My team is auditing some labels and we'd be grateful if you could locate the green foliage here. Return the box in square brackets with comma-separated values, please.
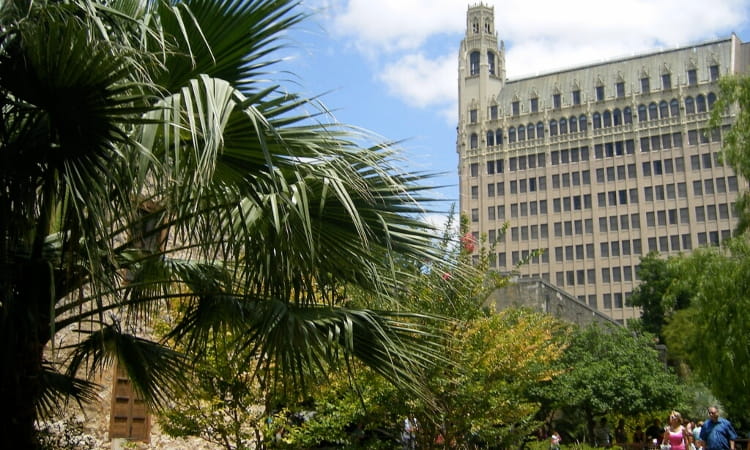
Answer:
[709, 75, 750, 233]
[0, 0, 451, 446]
[535, 323, 685, 437]
[439, 308, 569, 447]
[662, 235, 750, 418]
[158, 330, 265, 450]
[627, 252, 693, 340]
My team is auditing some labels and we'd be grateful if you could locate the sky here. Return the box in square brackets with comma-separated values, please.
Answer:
[277, 0, 750, 223]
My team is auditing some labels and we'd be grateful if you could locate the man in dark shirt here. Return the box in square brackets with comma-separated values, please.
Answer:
[646, 419, 663, 444]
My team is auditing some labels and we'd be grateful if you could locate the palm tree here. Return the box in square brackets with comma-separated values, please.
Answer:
[0, 0, 446, 447]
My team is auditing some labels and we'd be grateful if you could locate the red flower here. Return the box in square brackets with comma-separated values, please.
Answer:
[460, 232, 476, 253]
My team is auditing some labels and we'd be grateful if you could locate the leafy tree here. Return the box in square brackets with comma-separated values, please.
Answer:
[662, 236, 750, 419]
[437, 308, 569, 448]
[0, 0, 447, 447]
[535, 324, 685, 442]
[627, 252, 693, 340]
[709, 75, 750, 233]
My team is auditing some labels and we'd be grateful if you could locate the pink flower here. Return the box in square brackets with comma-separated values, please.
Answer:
[460, 232, 476, 253]
[441, 272, 452, 280]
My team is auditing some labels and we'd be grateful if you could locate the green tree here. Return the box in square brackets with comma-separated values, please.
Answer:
[709, 75, 750, 233]
[627, 252, 693, 340]
[535, 324, 685, 443]
[0, 0, 447, 447]
[663, 236, 750, 418]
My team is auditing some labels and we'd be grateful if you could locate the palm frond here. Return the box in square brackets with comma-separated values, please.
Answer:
[65, 323, 187, 409]
[36, 364, 100, 420]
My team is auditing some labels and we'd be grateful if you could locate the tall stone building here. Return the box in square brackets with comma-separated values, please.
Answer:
[457, 4, 750, 323]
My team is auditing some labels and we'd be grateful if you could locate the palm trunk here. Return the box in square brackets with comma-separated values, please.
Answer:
[0, 259, 52, 449]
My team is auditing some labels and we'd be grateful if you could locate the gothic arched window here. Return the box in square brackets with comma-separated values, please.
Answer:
[623, 107, 632, 124]
[696, 94, 707, 113]
[603, 110, 611, 127]
[670, 99, 680, 117]
[638, 104, 647, 122]
[685, 96, 695, 114]
[549, 120, 558, 136]
[487, 52, 495, 75]
[470, 133, 478, 149]
[659, 101, 669, 118]
[568, 116, 577, 133]
[592, 112, 601, 129]
[508, 127, 516, 143]
[536, 122, 544, 139]
[707, 92, 717, 110]
[559, 117, 568, 134]
[579, 115, 587, 132]
[496, 129, 504, 145]
[613, 109, 622, 126]
[470, 51, 480, 76]
[486, 131, 495, 147]
[648, 102, 658, 120]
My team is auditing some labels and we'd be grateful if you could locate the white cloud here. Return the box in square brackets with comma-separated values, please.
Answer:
[328, 0, 464, 53]
[377, 53, 456, 108]
[317, 0, 750, 114]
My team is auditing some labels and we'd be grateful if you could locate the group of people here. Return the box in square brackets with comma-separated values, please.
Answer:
[564, 406, 739, 450]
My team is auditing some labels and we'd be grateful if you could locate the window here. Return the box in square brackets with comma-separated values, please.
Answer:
[662, 73, 671, 90]
[648, 102, 658, 120]
[624, 107, 633, 124]
[530, 97, 539, 113]
[471, 186, 479, 199]
[469, 51, 480, 76]
[697, 94, 707, 113]
[638, 104, 647, 122]
[486, 131, 495, 147]
[688, 69, 697, 86]
[496, 129, 504, 145]
[508, 127, 516, 143]
[487, 51, 496, 75]
[615, 82, 625, 98]
[572, 90, 581, 105]
[641, 77, 650, 93]
[596, 85, 604, 101]
[470, 163, 478, 177]
[670, 99, 679, 117]
[579, 115, 587, 132]
[710, 65, 720, 81]
[549, 120, 558, 136]
[518, 126, 526, 141]
[536, 122, 544, 139]
[685, 97, 695, 114]
[559, 118, 568, 134]
[469, 109, 477, 123]
[512, 101, 520, 116]
[470, 133, 478, 149]
[593, 112, 601, 129]
[490, 105, 498, 120]
[553, 93, 561, 109]
[659, 101, 669, 118]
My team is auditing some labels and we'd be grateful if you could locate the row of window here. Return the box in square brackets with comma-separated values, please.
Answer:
[493, 226, 730, 277]
[554, 241, 643, 262]
[475, 180, 737, 225]
[477, 164, 733, 203]
[471, 94, 717, 149]
[470, 129, 726, 178]
[492, 65, 720, 116]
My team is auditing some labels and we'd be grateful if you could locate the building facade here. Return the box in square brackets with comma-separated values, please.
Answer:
[457, 4, 750, 323]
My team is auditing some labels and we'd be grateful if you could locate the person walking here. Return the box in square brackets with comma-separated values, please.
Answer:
[662, 411, 692, 450]
[699, 407, 737, 450]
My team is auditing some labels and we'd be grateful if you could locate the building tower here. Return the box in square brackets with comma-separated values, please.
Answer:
[457, 5, 750, 323]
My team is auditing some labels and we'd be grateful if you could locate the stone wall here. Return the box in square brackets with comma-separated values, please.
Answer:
[486, 277, 622, 327]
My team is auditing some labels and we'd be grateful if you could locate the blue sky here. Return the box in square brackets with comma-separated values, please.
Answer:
[278, 0, 750, 224]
